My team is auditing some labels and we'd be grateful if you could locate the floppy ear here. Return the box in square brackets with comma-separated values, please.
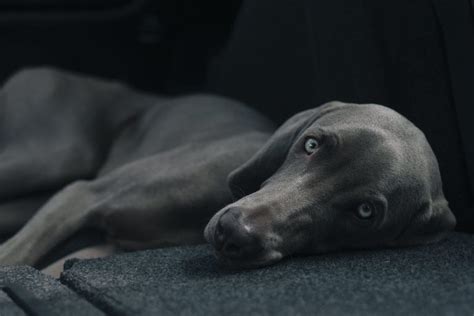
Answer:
[227, 101, 345, 198]
[395, 198, 456, 246]
[227, 109, 315, 198]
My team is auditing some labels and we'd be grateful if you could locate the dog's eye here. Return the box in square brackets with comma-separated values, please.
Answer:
[356, 203, 375, 219]
[304, 137, 319, 154]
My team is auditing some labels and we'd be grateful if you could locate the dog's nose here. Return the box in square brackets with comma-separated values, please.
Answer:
[214, 208, 263, 259]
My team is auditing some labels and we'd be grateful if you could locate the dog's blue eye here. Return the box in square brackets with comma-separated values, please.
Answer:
[356, 203, 374, 219]
[304, 137, 319, 154]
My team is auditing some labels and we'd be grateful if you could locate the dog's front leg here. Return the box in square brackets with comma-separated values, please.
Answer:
[0, 181, 100, 266]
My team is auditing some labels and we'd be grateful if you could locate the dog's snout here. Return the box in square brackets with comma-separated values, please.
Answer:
[215, 208, 263, 259]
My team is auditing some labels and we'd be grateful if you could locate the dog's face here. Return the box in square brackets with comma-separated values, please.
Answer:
[205, 102, 456, 268]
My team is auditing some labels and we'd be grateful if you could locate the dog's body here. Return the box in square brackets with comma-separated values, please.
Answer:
[0, 68, 455, 269]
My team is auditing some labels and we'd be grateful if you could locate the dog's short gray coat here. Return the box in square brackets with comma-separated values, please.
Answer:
[0, 68, 455, 268]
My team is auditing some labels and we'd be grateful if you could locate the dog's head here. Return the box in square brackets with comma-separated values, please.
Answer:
[204, 101, 455, 268]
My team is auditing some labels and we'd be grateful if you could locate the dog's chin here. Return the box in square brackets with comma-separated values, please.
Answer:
[213, 249, 283, 270]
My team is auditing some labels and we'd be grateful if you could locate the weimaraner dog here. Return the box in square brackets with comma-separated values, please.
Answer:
[0, 68, 456, 270]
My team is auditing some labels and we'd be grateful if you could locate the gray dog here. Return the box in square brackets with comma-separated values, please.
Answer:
[0, 68, 456, 269]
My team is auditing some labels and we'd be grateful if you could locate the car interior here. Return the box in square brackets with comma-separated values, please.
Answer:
[0, 0, 473, 314]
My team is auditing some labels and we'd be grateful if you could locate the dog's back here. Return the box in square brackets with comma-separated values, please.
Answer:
[99, 94, 275, 175]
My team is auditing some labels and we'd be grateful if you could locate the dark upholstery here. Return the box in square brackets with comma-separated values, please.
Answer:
[59, 233, 474, 315]
[0, 233, 471, 314]
[0, 266, 102, 315]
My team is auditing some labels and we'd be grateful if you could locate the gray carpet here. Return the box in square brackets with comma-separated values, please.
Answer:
[0, 265, 102, 315]
[60, 232, 474, 315]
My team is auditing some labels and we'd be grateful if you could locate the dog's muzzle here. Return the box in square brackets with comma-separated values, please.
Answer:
[209, 207, 264, 258]
[205, 207, 283, 267]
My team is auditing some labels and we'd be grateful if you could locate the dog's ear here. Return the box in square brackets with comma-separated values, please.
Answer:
[227, 109, 314, 197]
[395, 198, 456, 246]
[228, 101, 344, 198]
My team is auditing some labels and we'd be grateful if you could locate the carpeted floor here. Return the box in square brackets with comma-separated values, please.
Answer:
[58, 232, 474, 315]
[0, 265, 101, 315]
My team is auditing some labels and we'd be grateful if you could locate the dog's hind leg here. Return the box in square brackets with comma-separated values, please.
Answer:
[0, 181, 101, 266]
[0, 132, 267, 266]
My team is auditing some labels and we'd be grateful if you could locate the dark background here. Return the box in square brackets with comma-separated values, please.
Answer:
[0, 0, 473, 232]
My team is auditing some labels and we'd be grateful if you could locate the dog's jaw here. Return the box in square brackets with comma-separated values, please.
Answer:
[214, 249, 283, 269]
